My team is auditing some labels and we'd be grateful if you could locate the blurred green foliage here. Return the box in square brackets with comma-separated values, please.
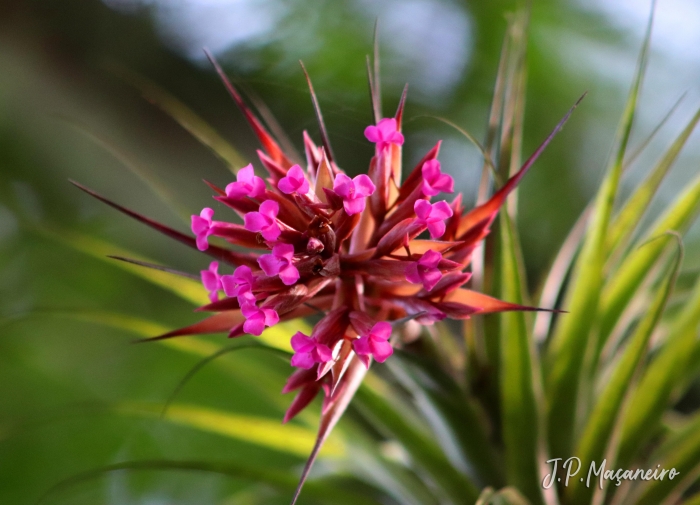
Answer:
[1, 0, 700, 504]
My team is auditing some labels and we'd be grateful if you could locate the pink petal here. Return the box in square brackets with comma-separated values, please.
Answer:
[200, 208, 214, 221]
[430, 201, 453, 221]
[314, 344, 333, 363]
[291, 352, 315, 369]
[243, 315, 265, 336]
[343, 197, 366, 216]
[352, 336, 371, 357]
[422, 159, 440, 180]
[427, 220, 446, 239]
[237, 164, 255, 184]
[277, 177, 296, 194]
[263, 308, 279, 327]
[333, 173, 353, 198]
[258, 253, 282, 276]
[201, 270, 220, 292]
[233, 265, 254, 285]
[405, 263, 422, 285]
[414, 200, 432, 221]
[389, 131, 404, 146]
[259, 199, 279, 219]
[244, 212, 269, 232]
[364, 125, 380, 143]
[250, 177, 266, 199]
[377, 118, 397, 137]
[279, 264, 300, 285]
[420, 250, 443, 268]
[420, 268, 443, 291]
[196, 233, 210, 251]
[273, 243, 295, 261]
[291, 332, 315, 352]
[353, 174, 376, 197]
[370, 321, 392, 341]
[370, 339, 393, 363]
[435, 173, 454, 193]
[237, 290, 256, 306]
[260, 223, 281, 241]
[422, 180, 440, 197]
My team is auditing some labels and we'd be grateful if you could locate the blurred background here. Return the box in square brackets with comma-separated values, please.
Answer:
[1, 0, 699, 503]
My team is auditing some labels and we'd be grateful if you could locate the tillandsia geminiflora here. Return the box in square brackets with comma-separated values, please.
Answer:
[72, 50, 582, 503]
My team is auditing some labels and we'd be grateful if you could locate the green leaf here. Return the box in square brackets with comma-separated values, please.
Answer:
[545, 7, 652, 458]
[606, 105, 700, 256]
[38, 459, 385, 505]
[389, 352, 503, 487]
[633, 412, 700, 505]
[617, 249, 700, 468]
[109, 64, 248, 171]
[355, 377, 480, 505]
[116, 402, 344, 458]
[476, 487, 532, 505]
[567, 236, 680, 505]
[37, 227, 208, 305]
[598, 172, 700, 353]
[498, 211, 546, 505]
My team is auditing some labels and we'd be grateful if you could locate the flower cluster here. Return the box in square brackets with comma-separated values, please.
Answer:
[179, 108, 539, 422]
[75, 80, 544, 426]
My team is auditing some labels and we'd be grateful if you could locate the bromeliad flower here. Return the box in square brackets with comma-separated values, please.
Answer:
[244, 199, 281, 241]
[225, 163, 266, 199]
[72, 52, 580, 504]
[201, 261, 223, 302]
[258, 243, 299, 285]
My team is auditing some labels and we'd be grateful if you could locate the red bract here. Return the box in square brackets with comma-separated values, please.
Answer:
[72, 54, 580, 505]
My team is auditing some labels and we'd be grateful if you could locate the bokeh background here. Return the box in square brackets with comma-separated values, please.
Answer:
[1, 0, 700, 503]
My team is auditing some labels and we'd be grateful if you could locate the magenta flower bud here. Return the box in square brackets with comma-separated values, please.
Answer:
[414, 200, 453, 239]
[405, 250, 444, 291]
[306, 237, 324, 254]
[244, 200, 281, 241]
[200, 261, 223, 302]
[290, 331, 333, 369]
[241, 302, 279, 336]
[352, 321, 393, 368]
[258, 243, 300, 285]
[191, 207, 215, 251]
[364, 118, 405, 152]
[421, 159, 454, 196]
[277, 164, 310, 195]
[333, 173, 376, 215]
[221, 265, 255, 301]
[225, 164, 266, 199]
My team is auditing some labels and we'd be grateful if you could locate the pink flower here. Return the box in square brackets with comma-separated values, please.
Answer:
[364, 118, 404, 152]
[201, 261, 223, 302]
[221, 265, 255, 302]
[191, 207, 215, 251]
[225, 164, 266, 199]
[244, 200, 281, 241]
[421, 160, 454, 196]
[258, 243, 299, 285]
[405, 250, 443, 291]
[277, 164, 310, 195]
[352, 321, 393, 368]
[414, 200, 453, 239]
[290, 331, 333, 369]
[333, 173, 376, 215]
[241, 303, 279, 336]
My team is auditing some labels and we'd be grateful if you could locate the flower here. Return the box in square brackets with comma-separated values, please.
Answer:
[191, 207, 215, 251]
[258, 243, 300, 285]
[333, 173, 376, 215]
[244, 199, 281, 241]
[221, 265, 255, 300]
[241, 303, 279, 336]
[364, 118, 404, 152]
[414, 200, 453, 238]
[201, 261, 223, 302]
[353, 321, 393, 368]
[225, 163, 266, 199]
[277, 164, 310, 195]
[405, 250, 443, 291]
[290, 331, 333, 369]
[421, 159, 454, 196]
